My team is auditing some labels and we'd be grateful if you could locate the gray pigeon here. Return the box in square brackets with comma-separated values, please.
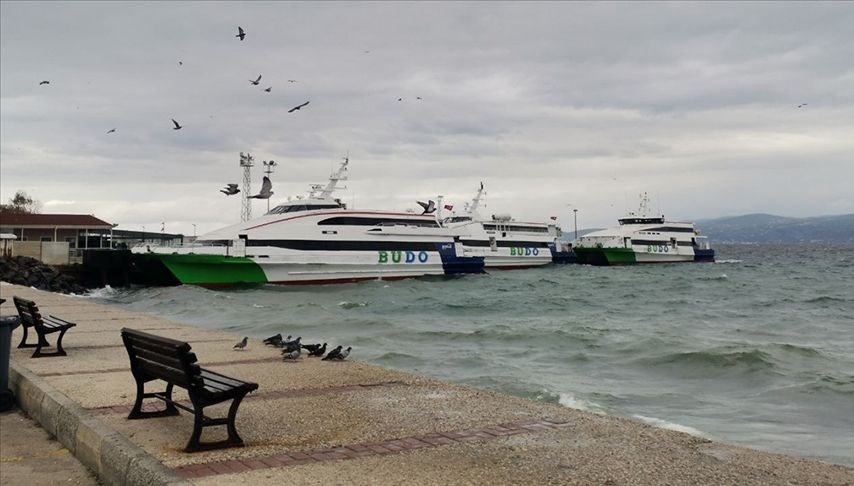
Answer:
[249, 74, 262, 85]
[338, 346, 351, 360]
[249, 176, 273, 199]
[236, 26, 246, 41]
[307, 343, 327, 357]
[233, 336, 248, 350]
[282, 337, 301, 353]
[321, 345, 343, 360]
[282, 347, 301, 360]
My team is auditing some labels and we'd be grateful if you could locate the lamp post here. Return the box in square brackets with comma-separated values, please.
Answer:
[573, 209, 578, 240]
[192, 224, 197, 238]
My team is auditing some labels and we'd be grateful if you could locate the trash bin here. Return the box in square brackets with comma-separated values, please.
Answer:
[0, 313, 21, 412]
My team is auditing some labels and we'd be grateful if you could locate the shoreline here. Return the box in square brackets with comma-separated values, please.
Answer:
[2, 282, 852, 485]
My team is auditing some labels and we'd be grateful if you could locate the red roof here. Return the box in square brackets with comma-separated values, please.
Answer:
[0, 212, 113, 228]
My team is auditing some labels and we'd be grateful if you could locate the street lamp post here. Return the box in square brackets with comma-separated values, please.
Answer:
[573, 209, 578, 240]
[192, 224, 197, 238]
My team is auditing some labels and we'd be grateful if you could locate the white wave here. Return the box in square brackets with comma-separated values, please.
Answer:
[558, 393, 605, 414]
[338, 301, 368, 308]
[715, 259, 742, 264]
[633, 415, 709, 438]
[74, 285, 119, 299]
[252, 304, 265, 308]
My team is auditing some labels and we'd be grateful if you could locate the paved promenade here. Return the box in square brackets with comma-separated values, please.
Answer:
[1, 282, 852, 485]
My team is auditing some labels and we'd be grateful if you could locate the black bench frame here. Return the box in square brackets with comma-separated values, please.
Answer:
[120, 328, 259, 452]
[13, 296, 76, 358]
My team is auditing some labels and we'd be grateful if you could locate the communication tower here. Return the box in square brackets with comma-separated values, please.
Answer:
[239, 152, 254, 222]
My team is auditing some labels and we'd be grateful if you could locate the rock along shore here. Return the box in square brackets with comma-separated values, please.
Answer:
[1, 282, 852, 486]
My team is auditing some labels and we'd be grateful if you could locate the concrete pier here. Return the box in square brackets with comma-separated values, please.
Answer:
[1, 282, 852, 485]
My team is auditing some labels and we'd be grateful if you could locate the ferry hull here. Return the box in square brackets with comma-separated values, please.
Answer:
[574, 247, 714, 266]
[132, 246, 483, 286]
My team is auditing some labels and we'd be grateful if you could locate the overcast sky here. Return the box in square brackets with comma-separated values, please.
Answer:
[2, 1, 852, 235]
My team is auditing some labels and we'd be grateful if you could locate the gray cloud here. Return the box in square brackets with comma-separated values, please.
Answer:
[2, 2, 853, 235]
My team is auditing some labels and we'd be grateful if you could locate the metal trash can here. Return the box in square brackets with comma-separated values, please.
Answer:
[0, 312, 21, 412]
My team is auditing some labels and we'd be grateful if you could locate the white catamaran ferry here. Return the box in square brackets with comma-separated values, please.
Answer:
[572, 193, 714, 266]
[438, 183, 564, 269]
[132, 158, 483, 286]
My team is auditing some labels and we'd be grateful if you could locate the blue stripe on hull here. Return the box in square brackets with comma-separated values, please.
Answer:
[434, 243, 485, 274]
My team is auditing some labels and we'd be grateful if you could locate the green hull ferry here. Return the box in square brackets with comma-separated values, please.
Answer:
[573, 247, 637, 266]
[133, 253, 267, 286]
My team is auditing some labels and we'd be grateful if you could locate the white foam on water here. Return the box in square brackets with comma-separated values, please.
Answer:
[633, 415, 709, 438]
[558, 393, 606, 415]
[715, 259, 742, 264]
[75, 285, 118, 299]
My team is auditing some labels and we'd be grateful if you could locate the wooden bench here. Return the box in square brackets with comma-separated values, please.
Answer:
[120, 328, 259, 452]
[13, 296, 77, 358]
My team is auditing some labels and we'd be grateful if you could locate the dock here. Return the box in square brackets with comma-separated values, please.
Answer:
[1, 282, 852, 485]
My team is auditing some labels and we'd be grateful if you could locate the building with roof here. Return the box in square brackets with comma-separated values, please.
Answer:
[0, 212, 115, 264]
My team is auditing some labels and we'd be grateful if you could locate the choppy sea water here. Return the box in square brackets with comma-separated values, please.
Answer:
[87, 244, 854, 466]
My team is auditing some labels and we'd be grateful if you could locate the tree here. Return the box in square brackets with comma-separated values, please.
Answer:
[0, 190, 41, 214]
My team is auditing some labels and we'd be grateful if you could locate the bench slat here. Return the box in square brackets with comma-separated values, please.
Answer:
[136, 357, 194, 387]
[200, 369, 249, 389]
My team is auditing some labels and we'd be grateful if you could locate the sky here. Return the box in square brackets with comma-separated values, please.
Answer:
[2, 1, 853, 236]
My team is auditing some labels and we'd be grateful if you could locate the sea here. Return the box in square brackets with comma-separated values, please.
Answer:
[86, 244, 854, 466]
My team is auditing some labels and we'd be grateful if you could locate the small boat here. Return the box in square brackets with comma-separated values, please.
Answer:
[572, 193, 714, 265]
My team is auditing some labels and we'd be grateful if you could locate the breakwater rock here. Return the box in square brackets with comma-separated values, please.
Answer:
[0, 256, 87, 294]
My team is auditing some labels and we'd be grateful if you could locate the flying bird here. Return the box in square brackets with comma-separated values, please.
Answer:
[797, 103, 808, 108]
[249, 74, 262, 85]
[39, 80, 50, 85]
[287, 101, 310, 113]
[220, 183, 240, 196]
[307, 343, 327, 357]
[263, 87, 272, 93]
[416, 96, 422, 100]
[397, 98, 403, 102]
[178, 61, 183, 66]
[233, 336, 248, 350]
[287, 79, 297, 83]
[236, 26, 246, 41]
[321, 345, 343, 361]
[249, 176, 273, 199]
[106, 128, 116, 134]
[417, 200, 436, 215]
[171, 118, 183, 130]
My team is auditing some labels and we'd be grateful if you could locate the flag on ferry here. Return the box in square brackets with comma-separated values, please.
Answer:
[444, 204, 454, 210]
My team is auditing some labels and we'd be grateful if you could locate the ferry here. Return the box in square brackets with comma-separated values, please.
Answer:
[572, 193, 714, 265]
[438, 183, 567, 269]
[131, 158, 483, 286]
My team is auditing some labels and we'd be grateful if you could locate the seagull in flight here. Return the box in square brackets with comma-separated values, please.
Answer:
[171, 118, 183, 130]
[236, 26, 246, 41]
[287, 79, 297, 83]
[416, 96, 422, 100]
[39, 80, 50, 85]
[106, 128, 116, 134]
[797, 103, 808, 108]
[397, 98, 403, 102]
[249, 74, 262, 85]
[249, 176, 273, 199]
[263, 87, 272, 93]
[288, 101, 310, 113]
[220, 183, 240, 196]
[417, 200, 436, 215]
[233, 336, 248, 350]
[178, 61, 183, 66]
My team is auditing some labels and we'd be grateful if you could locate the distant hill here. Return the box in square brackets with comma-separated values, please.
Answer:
[696, 213, 854, 244]
[561, 214, 854, 244]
